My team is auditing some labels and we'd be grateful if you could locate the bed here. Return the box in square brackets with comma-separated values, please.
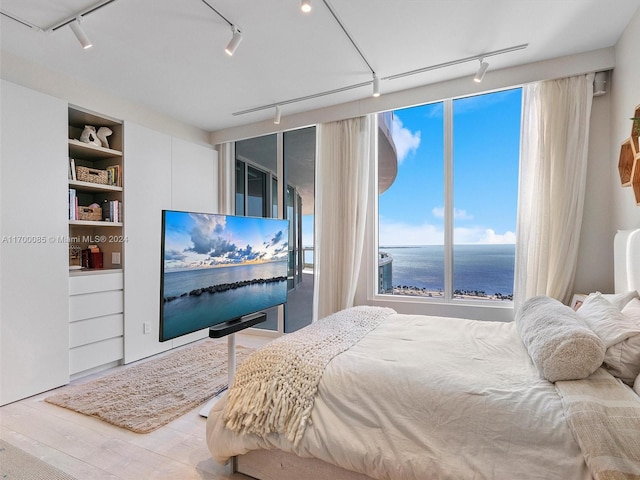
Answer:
[206, 229, 640, 480]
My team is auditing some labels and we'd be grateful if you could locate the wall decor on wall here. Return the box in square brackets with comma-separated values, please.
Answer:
[618, 104, 640, 206]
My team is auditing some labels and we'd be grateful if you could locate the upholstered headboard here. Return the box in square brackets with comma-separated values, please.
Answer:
[614, 229, 640, 294]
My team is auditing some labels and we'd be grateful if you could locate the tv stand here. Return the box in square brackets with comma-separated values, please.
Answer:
[199, 312, 267, 418]
[207, 312, 267, 338]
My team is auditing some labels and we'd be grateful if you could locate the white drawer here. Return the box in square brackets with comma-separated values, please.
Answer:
[69, 337, 123, 375]
[69, 314, 123, 348]
[69, 290, 123, 322]
[69, 271, 123, 296]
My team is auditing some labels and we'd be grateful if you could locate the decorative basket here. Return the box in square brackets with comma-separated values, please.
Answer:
[76, 166, 109, 185]
[77, 206, 102, 221]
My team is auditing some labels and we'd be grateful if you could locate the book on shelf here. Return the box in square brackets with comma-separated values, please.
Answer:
[106, 165, 121, 187]
[68, 188, 77, 220]
[69, 158, 77, 181]
[102, 199, 122, 222]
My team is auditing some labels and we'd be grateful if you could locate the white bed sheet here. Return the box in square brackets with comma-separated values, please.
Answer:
[207, 313, 591, 480]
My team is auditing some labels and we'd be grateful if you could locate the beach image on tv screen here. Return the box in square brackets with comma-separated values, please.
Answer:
[160, 211, 289, 341]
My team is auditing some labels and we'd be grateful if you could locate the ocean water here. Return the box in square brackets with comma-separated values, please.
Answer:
[380, 244, 515, 295]
[161, 262, 287, 340]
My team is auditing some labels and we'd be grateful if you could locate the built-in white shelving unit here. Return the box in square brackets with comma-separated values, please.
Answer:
[67, 105, 125, 376]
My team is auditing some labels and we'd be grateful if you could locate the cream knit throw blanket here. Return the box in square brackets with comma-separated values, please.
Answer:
[223, 305, 396, 445]
[555, 368, 640, 480]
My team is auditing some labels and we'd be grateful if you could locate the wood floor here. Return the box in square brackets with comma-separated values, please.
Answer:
[0, 333, 270, 480]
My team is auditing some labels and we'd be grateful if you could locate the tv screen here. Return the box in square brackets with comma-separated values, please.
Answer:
[159, 210, 289, 342]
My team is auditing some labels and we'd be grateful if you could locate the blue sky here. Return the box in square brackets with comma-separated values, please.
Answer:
[164, 211, 288, 270]
[379, 88, 522, 246]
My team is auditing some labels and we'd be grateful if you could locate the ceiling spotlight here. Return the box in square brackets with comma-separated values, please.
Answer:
[225, 25, 243, 56]
[372, 75, 380, 97]
[274, 105, 282, 124]
[474, 59, 489, 83]
[69, 17, 92, 49]
[301, 0, 312, 13]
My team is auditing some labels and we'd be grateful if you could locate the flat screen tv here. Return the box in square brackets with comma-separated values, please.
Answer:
[159, 210, 289, 342]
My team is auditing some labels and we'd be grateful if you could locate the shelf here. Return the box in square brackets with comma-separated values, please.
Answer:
[69, 268, 123, 277]
[68, 139, 122, 160]
[69, 220, 123, 227]
[69, 180, 122, 192]
[618, 138, 637, 186]
[68, 106, 124, 271]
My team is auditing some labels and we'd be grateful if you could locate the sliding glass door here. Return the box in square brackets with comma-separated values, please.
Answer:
[234, 127, 316, 334]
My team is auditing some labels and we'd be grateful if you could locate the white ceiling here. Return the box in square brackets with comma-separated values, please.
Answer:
[1, 0, 639, 133]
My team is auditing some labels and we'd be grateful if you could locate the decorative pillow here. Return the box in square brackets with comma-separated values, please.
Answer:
[635, 372, 640, 396]
[603, 298, 640, 385]
[601, 290, 639, 311]
[516, 296, 605, 382]
[577, 293, 640, 347]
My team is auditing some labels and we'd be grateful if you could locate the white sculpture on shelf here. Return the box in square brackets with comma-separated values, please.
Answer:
[79, 125, 101, 147]
[97, 126, 113, 149]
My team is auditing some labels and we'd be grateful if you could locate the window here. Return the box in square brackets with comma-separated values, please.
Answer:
[234, 128, 316, 333]
[378, 89, 522, 302]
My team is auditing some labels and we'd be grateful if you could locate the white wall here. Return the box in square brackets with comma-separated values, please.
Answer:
[124, 125, 218, 364]
[1, 81, 70, 404]
[611, 8, 640, 231]
[573, 92, 615, 294]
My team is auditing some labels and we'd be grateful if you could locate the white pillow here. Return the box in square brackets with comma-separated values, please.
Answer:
[516, 296, 605, 382]
[624, 297, 640, 322]
[635, 372, 640, 396]
[601, 290, 639, 310]
[604, 298, 640, 385]
[577, 293, 640, 347]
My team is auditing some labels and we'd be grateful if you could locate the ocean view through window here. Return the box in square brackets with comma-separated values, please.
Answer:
[378, 89, 522, 301]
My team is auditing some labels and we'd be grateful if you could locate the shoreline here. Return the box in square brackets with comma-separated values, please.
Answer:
[391, 286, 513, 301]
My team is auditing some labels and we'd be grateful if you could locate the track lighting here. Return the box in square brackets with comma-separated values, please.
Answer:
[234, 44, 528, 118]
[69, 17, 92, 49]
[274, 105, 282, 124]
[474, 59, 489, 83]
[225, 25, 242, 56]
[372, 75, 380, 97]
[301, 0, 312, 13]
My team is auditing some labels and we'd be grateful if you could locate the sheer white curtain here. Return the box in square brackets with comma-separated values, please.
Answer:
[217, 142, 235, 215]
[514, 73, 594, 311]
[313, 115, 374, 320]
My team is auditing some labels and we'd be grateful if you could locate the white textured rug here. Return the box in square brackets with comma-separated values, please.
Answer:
[46, 340, 253, 433]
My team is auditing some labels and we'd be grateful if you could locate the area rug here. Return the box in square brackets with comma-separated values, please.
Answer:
[45, 340, 253, 433]
[0, 439, 78, 480]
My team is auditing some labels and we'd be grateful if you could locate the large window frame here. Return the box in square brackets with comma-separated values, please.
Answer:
[373, 90, 520, 309]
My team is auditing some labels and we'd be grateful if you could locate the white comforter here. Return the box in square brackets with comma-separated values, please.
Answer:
[207, 313, 591, 480]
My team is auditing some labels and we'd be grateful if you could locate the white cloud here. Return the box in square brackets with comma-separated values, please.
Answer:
[390, 115, 420, 165]
[379, 217, 515, 246]
[431, 207, 473, 220]
[379, 218, 443, 246]
[454, 228, 516, 245]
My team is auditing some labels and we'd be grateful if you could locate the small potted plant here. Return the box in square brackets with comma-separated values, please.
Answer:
[631, 116, 640, 137]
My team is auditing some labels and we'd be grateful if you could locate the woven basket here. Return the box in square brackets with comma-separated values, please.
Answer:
[77, 166, 108, 185]
[77, 206, 102, 221]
